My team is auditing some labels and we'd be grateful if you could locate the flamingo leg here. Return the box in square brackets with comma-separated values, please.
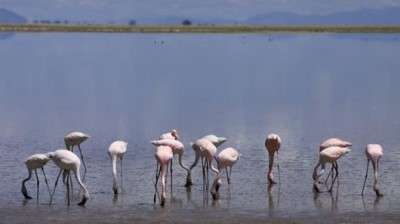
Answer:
[49, 169, 63, 205]
[362, 160, 370, 195]
[154, 163, 161, 204]
[41, 167, 51, 198]
[34, 169, 39, 200]
[78, 144, 87, 177]
[277, 152, 281, 184]
[66, 170, 70, 206]
[329, 163, 339, 192]
[120, 157, 124, 194]
[225, 167, 229, 185]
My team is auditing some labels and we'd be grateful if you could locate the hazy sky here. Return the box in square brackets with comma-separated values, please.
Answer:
[3, 0, 400, 23]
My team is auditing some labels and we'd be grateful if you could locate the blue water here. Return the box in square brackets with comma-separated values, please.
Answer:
[1, 32, 400, 223]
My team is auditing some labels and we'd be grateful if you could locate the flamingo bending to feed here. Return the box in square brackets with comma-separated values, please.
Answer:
[153, 145, 173, 206]
[211, 147, 240, 200]
[319, 138, 352, 183]
[362, 144, 383, 197]
[265, 134, 281, 184]
[150, 139, 191, 186]
[21, 153, 51, 200]
[47, 149, 89, 206]
[187, 138, 220, 188]
[64, 132, 90, 174]
[312, 146, 351, 192]
[108, 141, 127, 195]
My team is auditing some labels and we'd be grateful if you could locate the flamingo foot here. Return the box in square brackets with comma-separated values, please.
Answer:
[113, 187, 118, 195]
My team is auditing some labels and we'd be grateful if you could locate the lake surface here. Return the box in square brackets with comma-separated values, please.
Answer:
[1, 32, 400, 223]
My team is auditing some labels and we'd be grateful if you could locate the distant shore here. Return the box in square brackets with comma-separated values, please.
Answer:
[1, 23, 400, 33]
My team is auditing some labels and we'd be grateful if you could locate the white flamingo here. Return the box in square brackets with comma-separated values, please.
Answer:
[312, 146, 351, 193]
[211, 147, 240, 200]
[153, 145, 173, 206]
[362, 144, 383, 197]
[108, 141, 127, 195]
[47, 149, 89, 206]
[21, 153, 51, 200]
[265, 134, 281, 184]
[150, 139, 191, 186]
[160, 129, 180, 140]
[64, 132, 90, 174]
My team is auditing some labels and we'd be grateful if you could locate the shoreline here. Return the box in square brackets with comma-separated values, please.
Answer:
[1, 23, 400, 34]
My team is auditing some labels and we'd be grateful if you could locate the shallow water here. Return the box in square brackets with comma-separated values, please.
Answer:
[1, 33, 400, 223]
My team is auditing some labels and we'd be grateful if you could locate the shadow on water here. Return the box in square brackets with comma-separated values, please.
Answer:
[267, 183, 281, 217]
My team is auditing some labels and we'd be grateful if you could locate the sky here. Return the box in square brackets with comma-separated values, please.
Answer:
[3, 0, 400, 23]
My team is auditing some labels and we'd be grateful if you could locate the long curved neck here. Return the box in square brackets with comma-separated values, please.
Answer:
[21, 169, 32, 198]
[160, 163, 167, 206]
[111, 156, 118, 192]
[178, 153, 190, 173]
[372, 159, 379, 192]
[74, 168, 89, 199]
[209, 157, 219, 174]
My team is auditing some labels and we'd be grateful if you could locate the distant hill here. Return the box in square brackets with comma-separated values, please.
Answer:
[0, 8, 27, 24]
[244, 8, 400, 25]
[0, 9, 27, 39]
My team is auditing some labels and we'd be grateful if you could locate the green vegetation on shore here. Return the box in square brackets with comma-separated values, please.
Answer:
[1, 23, 400, 34]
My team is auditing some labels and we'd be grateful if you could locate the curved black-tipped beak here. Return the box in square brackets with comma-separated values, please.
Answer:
[77, 197, 87, 206]
[22, 192, 33, 200]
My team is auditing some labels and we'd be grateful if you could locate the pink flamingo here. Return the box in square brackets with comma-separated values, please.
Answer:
[160, 129, 180, 140]
[312, 146, 351, 192]
[187, 138, 221, 188]
[150, 139, 191, 186]
[319, 138, 352, 183]
[211, 147, 240, 200]
[64, 132, 90, 174]
[47, 149, 89, 206]
[108, 141, 127, 195]
[265, 134, 281, 184]
[362, 144, 383, 197]
[153, 145, 173, 206]
[21, 153, 51, 200]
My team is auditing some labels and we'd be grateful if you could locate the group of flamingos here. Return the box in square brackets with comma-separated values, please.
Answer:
[20, 130, 383, 207]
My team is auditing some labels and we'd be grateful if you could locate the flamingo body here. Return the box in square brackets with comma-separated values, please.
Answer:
[64, 131, 90, 174]
[187, 138, 220, 187]
[312, 146, 351, 192]
[21, 153, 51, 200]
[201, 135, 227, 147]
[108, 141, 127, 195]
[211, 147, 240, 200]
[47, 149, 89, 206]
[265, 133, 281, 184]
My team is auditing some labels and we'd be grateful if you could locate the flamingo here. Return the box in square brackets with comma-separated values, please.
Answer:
[201, 134, 227, 147]
[47, 149, 89, 206]
[160, 129, 180, 140]
[153, 145, 173, 206]
[150, 139, 191, 186]
[362, 144, 383, 197]
[265, 134, 281, 184]
[21, 153, 51, 200]
[108, 141, 127, 195]
[64, 132, 90, 174]
[319, 138, 352, 183]
[187, 138, 221, 188]
[211, 147, 240, 200]
[312, 146, 351, 193]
